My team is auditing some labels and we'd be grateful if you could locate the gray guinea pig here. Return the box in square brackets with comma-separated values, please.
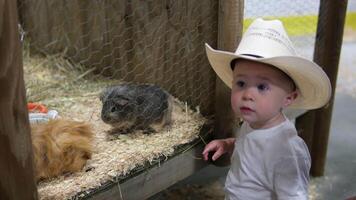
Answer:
[100, 83, 173, 133]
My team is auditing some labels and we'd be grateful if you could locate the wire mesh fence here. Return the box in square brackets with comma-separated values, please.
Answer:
[18, 0, 322, 121]
[18, 1, 219, 198]
[17, 2, 220, 199]
[18, 0, 219, 121]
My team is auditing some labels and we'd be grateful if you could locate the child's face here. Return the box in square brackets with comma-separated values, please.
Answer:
[231, 60, 297, 129]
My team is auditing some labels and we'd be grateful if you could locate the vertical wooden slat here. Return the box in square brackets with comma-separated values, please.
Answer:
[0, 0, 38, 199]
[213, 0, 243, 166]
[309, 0, 348, 176]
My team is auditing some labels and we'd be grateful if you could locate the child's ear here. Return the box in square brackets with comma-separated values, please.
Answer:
[283, 91, 298, 108]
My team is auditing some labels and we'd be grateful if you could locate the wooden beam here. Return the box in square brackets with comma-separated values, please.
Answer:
[213, 0, 243, 166]
[82, 137, 210, 200]
[0, 0, 38, 199]
[310, 0, 348, 177]
[296, 111, 315, 152]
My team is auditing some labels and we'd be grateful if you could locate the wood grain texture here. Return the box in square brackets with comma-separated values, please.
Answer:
[212, 0, 243, 166]
[309, 0, 348, 177]
[0, 0, 38, 199]
[85, 143, 208, 200]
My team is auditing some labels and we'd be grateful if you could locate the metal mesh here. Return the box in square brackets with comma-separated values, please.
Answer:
[18, 0, 218, 131]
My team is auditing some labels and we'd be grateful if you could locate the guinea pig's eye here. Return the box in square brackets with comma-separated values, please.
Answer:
[111, 106, 118, 113]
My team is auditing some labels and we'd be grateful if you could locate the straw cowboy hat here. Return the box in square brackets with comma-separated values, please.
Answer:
[205, 18, 331, 109]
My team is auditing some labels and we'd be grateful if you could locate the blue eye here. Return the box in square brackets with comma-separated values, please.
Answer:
[257, 84, 269, 91]
[236, 81, 245, 88]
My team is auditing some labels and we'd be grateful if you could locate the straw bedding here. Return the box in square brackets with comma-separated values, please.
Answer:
[23, 51, 207, 199]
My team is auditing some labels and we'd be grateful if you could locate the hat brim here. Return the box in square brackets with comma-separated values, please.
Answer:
[205, 43, 331, 109]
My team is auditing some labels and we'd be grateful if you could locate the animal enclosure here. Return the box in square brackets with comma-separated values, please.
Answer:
[18, 0, 220, 199]
[0, 0, 346, 199]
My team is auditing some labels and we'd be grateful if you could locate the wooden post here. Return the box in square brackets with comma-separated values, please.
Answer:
[0, 0, 38, 199]
[296, 112, 316, 157]
[213, 0, 243, 166]
[310, 0, 347, 176]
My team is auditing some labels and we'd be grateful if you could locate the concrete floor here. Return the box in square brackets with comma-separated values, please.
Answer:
[309, 93, 356, 199]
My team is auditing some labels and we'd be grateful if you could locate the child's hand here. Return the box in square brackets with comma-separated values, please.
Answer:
[202, 138, 235, 162]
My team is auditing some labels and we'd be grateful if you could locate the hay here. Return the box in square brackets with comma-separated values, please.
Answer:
[23, 48, 207, 199]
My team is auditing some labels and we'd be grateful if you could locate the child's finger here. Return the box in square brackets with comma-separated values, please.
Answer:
[202, 142, 216, 155]
[212, 148, 224, 161]
[202, 147, 215, 160]
[202, 152, 209, 161]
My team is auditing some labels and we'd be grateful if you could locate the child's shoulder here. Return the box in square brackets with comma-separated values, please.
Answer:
[264, 120, 309, 158]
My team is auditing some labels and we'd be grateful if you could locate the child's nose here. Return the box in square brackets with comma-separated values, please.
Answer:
[242, 88, 254, 101]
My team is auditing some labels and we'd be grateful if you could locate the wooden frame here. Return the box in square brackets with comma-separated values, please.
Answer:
[213, 0, 243, 166]
[0, 0, 38, 199]
[85, 145, 207, 200]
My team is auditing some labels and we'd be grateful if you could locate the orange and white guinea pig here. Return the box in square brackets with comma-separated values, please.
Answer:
[31, 119, 93, 181]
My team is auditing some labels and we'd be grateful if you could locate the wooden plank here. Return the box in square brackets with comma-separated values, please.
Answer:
[81, 126, 213, 200]
[0, 0, 38, 199]
[308, 0, 348, 177]
[213, 0, 243, 166]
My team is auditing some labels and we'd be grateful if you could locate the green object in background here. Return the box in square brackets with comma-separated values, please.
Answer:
[345, 12, 356, 30]
[244, 12, 356, 36]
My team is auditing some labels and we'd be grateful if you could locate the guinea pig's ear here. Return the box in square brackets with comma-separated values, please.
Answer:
[99, 90, 107, 102]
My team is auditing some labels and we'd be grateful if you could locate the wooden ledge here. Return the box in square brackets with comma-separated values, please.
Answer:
[74, 124, 213, 200]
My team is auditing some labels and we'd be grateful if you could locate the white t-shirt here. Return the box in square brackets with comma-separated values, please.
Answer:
[225, 118, 311, 200]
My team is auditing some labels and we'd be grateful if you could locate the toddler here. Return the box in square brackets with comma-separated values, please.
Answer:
[202, 18, 331, 199]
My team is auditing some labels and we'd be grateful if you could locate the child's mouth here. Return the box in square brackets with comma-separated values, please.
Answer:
[240, 106, 254, 113]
